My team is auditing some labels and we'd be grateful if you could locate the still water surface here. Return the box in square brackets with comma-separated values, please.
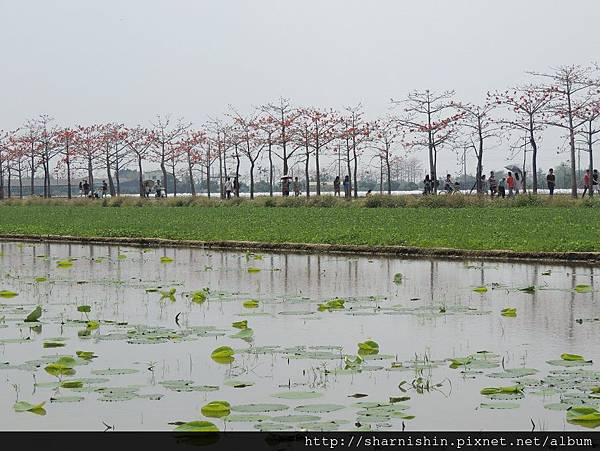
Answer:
[0, 241, 598, 431]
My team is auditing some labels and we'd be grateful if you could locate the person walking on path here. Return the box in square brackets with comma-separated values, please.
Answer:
[333, 176, 341, 197]
[82, 180, 90, 197]
[546, 168, 556, 196]
[593, 169, 599, 194]
[224, 177, 233, 199]
[155, 180, 163, 197]
[423, 174, 432, 195]
[293, 177, 301, 197]
[343, 175, 350, 199]
[78, 181, 83, 197]
[101, 180, 108, 198]
[583, 169, 591, 197]
[470, 174, 487, 194]
[488, 171, 497, 197]
[498, 177, 506, 198]
[443, 174, 453, 194]
[506, 171, 515, 197]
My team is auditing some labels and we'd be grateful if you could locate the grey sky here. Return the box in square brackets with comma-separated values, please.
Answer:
[1, 0, 598, 175]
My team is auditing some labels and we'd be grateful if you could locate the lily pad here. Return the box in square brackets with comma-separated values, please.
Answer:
[271, 391, 323, 400]
[294, 404, 345, 413]
[231, 403, 289, 413]
[173, 421, 218, 432]
[201, 400, 231, 418]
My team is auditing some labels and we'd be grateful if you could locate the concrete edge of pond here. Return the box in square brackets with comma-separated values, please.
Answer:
[1, 233, 600, 266]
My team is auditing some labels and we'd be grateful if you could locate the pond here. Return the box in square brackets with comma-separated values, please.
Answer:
[0, 241, 599, 431]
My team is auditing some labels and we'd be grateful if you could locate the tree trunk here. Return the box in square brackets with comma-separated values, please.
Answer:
[567, 94, 577, 198]
[386, 153, 392, 195]
[352, 143, 358, 198]
[137, 156, 144, 197]
[106, 147, 115, 197]
[88, 157, 94, 191]
[268, 140, 273, 196]
[187, 153, 196, 196]
[171, 164, 177, 196]
[114, 152, 121, 196]
[218, 145, 223, 199]
[30, 148, 35, 196]
[589, 126, 594, 198]
[249, 160, 255, 199]
[160, 161, 168, 197]
[305, 143, 310, 198]
[235, 150, 241, 197]
[529, 120, 538, 194]
[66, 155, 72, 199]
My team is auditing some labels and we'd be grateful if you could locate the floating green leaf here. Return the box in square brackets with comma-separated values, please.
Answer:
[190, 290, 208, 304]
[76, 351, 97, 360]
[480, 386, 523, 396]
[271, 391, 323, 400]
[317, 298, 345, 312]
[160, 257, 173, 264]
[232, 320, 248, 329]
[231, 403, 288, 413]
[566, 406, 600, 428]
[13, 401, 46, 415]
[575, 284, 592, 293]
[561, 353, 585, 361]
[0, 290, 18, 298]
[357, 340, 379, 355]
[57, 259, 73, 268]
[211, 346, 234, 358]
[77, 305, 91, 313]
[243, 300, 259, 309]
[473, 286, 488, 293]
[43, 340, 66, 348]
[501, 308, 517, 317]
[201, 400, 231, 418]
[60, 380, 83, 389]
[247, 267, 261, 273]
[25, 306, 42, 322]
[393, 273, 403, 285]
[173, 421, 218, 432]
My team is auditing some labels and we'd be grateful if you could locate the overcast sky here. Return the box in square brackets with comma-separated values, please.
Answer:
[1, 0, 598, 175]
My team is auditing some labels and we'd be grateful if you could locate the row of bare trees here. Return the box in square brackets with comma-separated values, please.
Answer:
[1, 64, 599, 200]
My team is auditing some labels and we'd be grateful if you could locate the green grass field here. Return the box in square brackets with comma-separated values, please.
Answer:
[0, 196, 599, 252]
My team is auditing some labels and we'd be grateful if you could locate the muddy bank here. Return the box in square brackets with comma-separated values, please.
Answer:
[1, 233, 599, 266]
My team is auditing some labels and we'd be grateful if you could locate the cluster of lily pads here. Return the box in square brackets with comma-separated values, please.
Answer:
[0, 244, 598, 432]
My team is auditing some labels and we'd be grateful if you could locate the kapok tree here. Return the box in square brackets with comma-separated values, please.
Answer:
[150, 115, 191, 196]
[575, 99, 600, 197]
[393, 90, 462, 193]
[340, 104, 371, 198]
[530, 64, 599, 198]
[124, 126, 154, 197]
[54, 128, 77, 198]
[455, 102, 502, 194]
[253, 113, 278, 196]
[5, 133, 30, 198]
[490, 86, 555, 193]
[370, 115, 406, 195]
[260, 98, 302, 177]
[230, 113, 265, 199]
[174, 130, 206, 196]
[296, 107, 340, 195]
[72, 125, 103, 191]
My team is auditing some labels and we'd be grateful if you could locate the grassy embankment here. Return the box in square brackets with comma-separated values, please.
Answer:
[0, 195, 599, 253]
